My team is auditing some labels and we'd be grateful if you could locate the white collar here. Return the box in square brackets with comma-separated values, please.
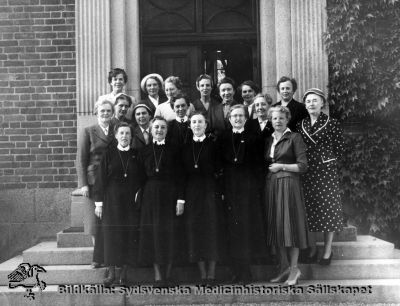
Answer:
[193, 134, 206, 142]
[258, 117, 268, 124]
[148, 95, 158, 102]
[117, 144, 130, 151]
[272, 128, 291, 140]
[176, 116, 188, 123]
[153, 139, 165, 145]
[232, 127, 245, 134]
[148, 95, 158, 107]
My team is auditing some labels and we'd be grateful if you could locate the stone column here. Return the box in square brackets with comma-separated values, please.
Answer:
[110, 0, 141, 109]
[76, 0, 141, 124]
[75, 0, 111, 116]
[291, 0, 328, 100]
[110, 0, 127, 68]
[125, 0, 141, 103]
[259, 0, 328, 103]
[259, 0, 277, 99]
[275, 0, 293, 81]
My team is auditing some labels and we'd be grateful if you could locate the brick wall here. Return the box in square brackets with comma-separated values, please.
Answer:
[0, 0, 76, 262]
[0, 0, 77, 190]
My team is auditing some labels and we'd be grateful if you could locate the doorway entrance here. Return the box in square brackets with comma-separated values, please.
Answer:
[140, 0, 260, 100]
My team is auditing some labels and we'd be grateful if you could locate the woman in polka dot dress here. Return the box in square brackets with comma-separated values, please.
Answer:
[298, 88, 344, 265]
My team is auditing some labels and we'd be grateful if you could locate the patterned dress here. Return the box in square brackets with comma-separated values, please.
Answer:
[298, 112, 344, 232]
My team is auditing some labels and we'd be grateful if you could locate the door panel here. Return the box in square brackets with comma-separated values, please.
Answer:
[140, 0, 260, 101]
[142, 46, 200, 100]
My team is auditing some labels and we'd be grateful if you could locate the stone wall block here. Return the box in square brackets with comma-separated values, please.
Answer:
[0, 189, 35, 223]
[35, 188, 71, 223]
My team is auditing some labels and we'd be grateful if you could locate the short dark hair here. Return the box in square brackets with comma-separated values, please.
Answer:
[115, 94, 133, 107]
[108, 68, 128, 84]
[196, 74, 213, 88]
[217, 77, 236, 91]
[172, 93, 190, 106]
[114, 121, 133, 136]
[150, 116, 168, 133]
[276, 76, 297, 93]
[238, 80, 260, 94]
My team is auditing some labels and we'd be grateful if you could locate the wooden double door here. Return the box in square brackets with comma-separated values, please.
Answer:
[140, 0, 259, 100]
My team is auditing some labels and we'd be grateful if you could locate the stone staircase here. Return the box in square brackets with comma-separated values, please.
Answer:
[0, 195, 400, 305]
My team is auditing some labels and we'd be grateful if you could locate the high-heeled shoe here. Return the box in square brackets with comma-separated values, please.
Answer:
[103, 266, 116, 287]
[318, 252, 333, 266]
[270, 267, 290, 283]
[283, 267, 301, 286]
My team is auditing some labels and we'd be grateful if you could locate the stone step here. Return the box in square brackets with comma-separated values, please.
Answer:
[316, 235, 395, 260]
[70, 195, 88, 228]
[24, 241, 93, 265]
[316, 225, 357, 242]
[2, 255, 400, 286]
[57, 229, 92, 248]
[23, 236, 395, 266]
[57, 225, 358, 248]
[1, 279, 400, 305]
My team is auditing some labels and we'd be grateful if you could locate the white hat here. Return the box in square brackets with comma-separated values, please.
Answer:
[140, 73, 163, 93]
[132, 103, 152, 114]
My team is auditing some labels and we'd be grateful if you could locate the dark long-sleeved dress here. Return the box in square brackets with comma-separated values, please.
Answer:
[138, 142, 182, 265]
[219, 129, 267, 263]
[92, 145, 144, 266]
[297, 112, 344, 232]
[265, 131, 308, 248]
[181, 136, 221, 262]
[273, 99, 308, 132]
[167, 120, 192, 147]
[244, 118, 273, 139]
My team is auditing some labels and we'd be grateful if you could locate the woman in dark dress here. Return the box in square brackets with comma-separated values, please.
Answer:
[238, 80, 260, 119]
[93, 122, 144, 286]
[192, 74, 213, 114]
[219, 104, 266, 283]
[272, 76, 308, 132]
[298, 88, 344, 265]
[178, 112, 221, 283]
[138, 116, 183, 283]
[265, 106, 308, 286]
[166, 94, 192, 147]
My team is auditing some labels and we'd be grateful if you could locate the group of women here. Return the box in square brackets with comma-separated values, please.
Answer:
[76, 68, 344, 286]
